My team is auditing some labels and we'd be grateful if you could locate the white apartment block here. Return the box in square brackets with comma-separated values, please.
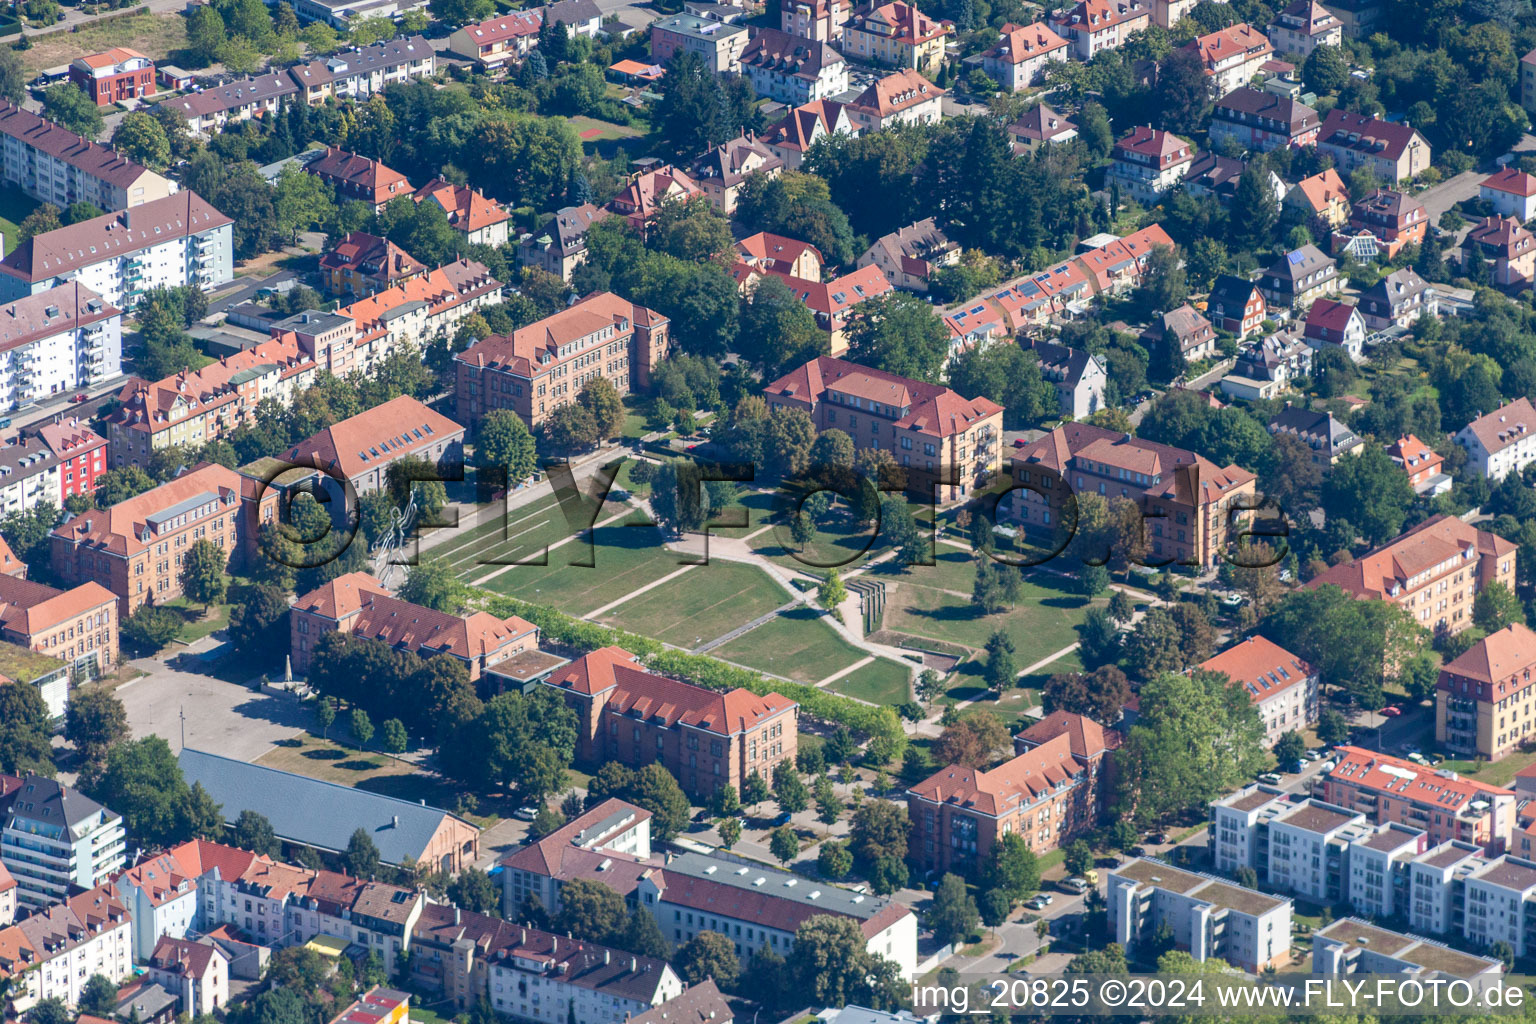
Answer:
[1456, 397, 1536, 482]
[0, 776, 125, 909]
[1266, 801, 1369, 903]
[1348, 824, 1427, 920]
[500, 800, 655, 920]
[0, 101, 176, 213]
[1197, 636, 1320, 747]
[1408, 842, 1485, 938]
[1107, 859, 1292, 972]
[0, 886, 132, 1012]
[0, 283, 121, 411]
[483, 937, 684, 1024]
[114, 849, 202, 960]
[1313, 918, 1503, 983]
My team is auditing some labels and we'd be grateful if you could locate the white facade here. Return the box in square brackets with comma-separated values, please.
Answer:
[10, 910, 132, 1011]
[115, 868, 200, 960]
[0, 224, 232, 308]
[485, 955, 683, 1024]
[0, 778, 125, 909]
[1108, 860, 1292, 972]
[1456, 399, 1536, 481]
[0, 289, 122, 411]
[1347, 826, 1426, 920]
[1481, 182, 1536, 222]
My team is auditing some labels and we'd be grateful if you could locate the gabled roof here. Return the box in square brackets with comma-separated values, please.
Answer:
[0, 575, 115, 638]
[110, 336, 314, 438]
[1326, 744, 1513, 810]
[847, 68, 944, 118]
[456, 292, 664, 379]
[1271, 0, 1339, 34]
[318, 230, 426, 281]
[51, 463, 249, 558]
[287, 36, 433, 87]
[1213, 86, 1317, 133]
[765, 355, 1000, 439]
[1015, 710, 1120, 759]
[686, 133, 783, 188]
[453, 10, 542, 44]
[1113, 125, 1191, 163]
[846, 0, 948, 42]
[1208, 273, 1264, 308]
[1308, 515, 1516, 601]
[908, 732, 1084, 815]
[280, 395, 463, 483]
[1460, 397, 1536, 456]
[149, 936, 225, 979]
[0, 282, 118, 356]
[1198, 635, 1316, 703]
[1481, 167, 1536, 197]
[413, 179, 510, 234]
[609, 165, 703, 220]
[1184, 23, 1273, 70]
[984, 21, 1068, 63]
[1304, 296, 1361, 335]
[295, 572, 538, 661]
[0, 100, 161, 191]
[1265, 244, 1334, 283]
[1292, 168, 1348, 213]
[627, 980, 732, 1024]
[762, 99, 850, 153]
[159, 72, 296, 119]
[305, 147, 410, 198]
[1317, 108, 1424, 162]
[1441, 623, 1536, 686]
[0, 192, 231, 285]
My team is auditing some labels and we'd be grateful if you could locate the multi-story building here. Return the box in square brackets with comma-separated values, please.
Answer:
[319, 231, 425, 299]
[305, 147, 412, 213]
[842, 1, 949, 73]
[1005, 423, 1257, 568]
[780, 0, 848, 42]
[1313, 918, 1502, 983]
[686, 133, 784, 215]
[0, 645, 67, 722]
[764, 355, 1002, 501]
[113, 847, 203, 960]
[540, 646, 798, 800]
[414, 179, 511, 248]
[158, 72, 298, 135]
[845, 69, 945, 132]
[0, 776, 124, 908]
[1028, 340, 1106, 419]
[0, 884, 132, 1011]
[1266, 0, 1341, 55]
[1107, 859, 1292, 971]
[454, 292, 669, 430]
[1317, 109, 1431, 184]
[280, 395, 464, 497]
[1481, 168, 1536, 222]
[49, 463, 279, 617]
[0, 282, 120, 412]
[0, 862, 13, 925]
[1286, 168, 1351, 231]
[634, 850, 918, 976]
[1462, 215, 1536, 287]
[1183, 24, 1273, 95]
[330, 988, 411, 1024]
[1105, 126, 1193, 203]
[446, 11, 545, 70]
[859, 219, 958, 294]
[1302, 297, 1366, 362]
[1386, 433, 1450, 496]
[650, 14, 750, 72]
[499, 799, 656, 919]
[739, 29, 849, 103]
[1436, 623, 1536, 761]
[0, 193, 232, 307]
[1141, 304, 1217, 365]
[608, 165, 705, 233]
[518, 204, 610, 282]
[734, 248, 893, 355]
[1205, 274, 1267, 338]
[1456, 398, 1536, 481]
[290, 571, 541, 679]
[1049, 0, 1152, 59]
[1209, 87, 1319, 152]
[0, 101, 175, 212]
[1268, 406, 1362, 465]
[69, 48, 155, 106]
[1358, 267, 1435, 330]
[107, 338, 317, 467]
[1197, 636, 1319, 746]
[0, 574, 118, 686]
[1222, 330, 1313, 401]
[1320, 746, 1516, 851]
[146, 937, 229, 1017]
[980, 21, 1070, 89]
[1308, 515, 1518, 638]
[1337, 188, 1427, 260]
[37, 418, 106, 508]
[1267, 801, 1373, 902]
[285, 37, 435, 104]
[1258, 244, 1339, 310]
[761, 99, 855, 168]
[1014, 710, 1121, 818]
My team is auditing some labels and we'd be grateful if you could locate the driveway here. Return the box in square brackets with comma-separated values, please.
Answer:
[117, 658, 311, 762]
[1416, 168, 1484, 244]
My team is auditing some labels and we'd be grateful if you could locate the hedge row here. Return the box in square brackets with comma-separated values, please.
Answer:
[479, 592, 906, 759]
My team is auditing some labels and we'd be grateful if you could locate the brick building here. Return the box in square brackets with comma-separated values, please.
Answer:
[0, 575, 118, 679]
[1320, 746, 1515, 852]
[69, 48, 154, 106]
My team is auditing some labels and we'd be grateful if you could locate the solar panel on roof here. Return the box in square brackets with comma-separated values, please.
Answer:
[1287, 250, 1305, 264]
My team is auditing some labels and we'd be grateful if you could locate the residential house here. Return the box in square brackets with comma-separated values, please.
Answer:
[0, 777, 124, 909]
[1107, 859, 1291, 971]
[1198, 635, 1319, 745]
[454, 292, 669, 430]
[1358, 267, 1435, 330]
[284, 37, 435, 104]
[330, 989, 411, 1024]
[1456, 398, 1536, 481]
[0, 192, 232, 306]
[1386, 433, 1450, 496]
[858, 219, 958, 293]
[735, 247, 893, 355]
[686, 133, 783, 215]
[49, 463, 279, 616]
[1462, 215, 1536, 287]
[0, 283, 120, 410]
[1028, 339, 1107, 418]
[1142, 304, 1217, 364]
[70, 49, 154, 106]
[146, 937, 227, 1017]
[1317, 109, 1431, 184]
[156, 72, 297, 135]
[1206, 274, 1267, 338]
[1007, 103, 1077, 152]
[1210, 87, 1319, 151]
[1302, 297, 1365, 361]
[0, 101, 175, 211]
[0, 885, 132, 1011]
[1437, 623, 1536, 761]
[761, 99, 854, 168]
[780, 0, 848, 42]
[1073, 224, 1178, 297]
[1321, 745, 1515, 851]
[1005, 423, 1258, 567]
[628, 982, 733, 1024]
[1334, 188, 1427, 261]
[1258, 244, 1339, 310]
[1180, 152, 1250, 204]
[981, 21, 1069, 90]
[649, 15, 750, 73]
[542, 0, 603, 36]
[446, 11, 544, 69]
[499, 799, 656, 918]
[305, 147, 411, 213]
[841, 1, 949, 74]
[1285, 168, 1350, 231]
[319, 231, 425, 299]
[1049, 0, 1152, 59]
[764, 355, 1003, 500]
[1105, 126, 1193, 203]
[1480, 168, 1536, 222]
[280, 395, 464, 497]
[1524, 46, 1536, 116]
[0, 575, 118, 688]
[112, 848, 202, 960]
[414, 180, 510, 248]
[0, 862, 13, 925]
[739, 29, 849, 103]
[1267, 405, 1361, 464]
[178, 748, 479, 871]
[1266, 0, 1341, 55]
[518, 204, 610, 282]
[290, 571, 541, 679]
[540, 646, 798, 799]
[1308, 515, 1518, 638]
[1183, 24, 1274, 96]
[608, 165, 705, 233]
[844, 68, 945, 132]
[941, 298, 1007, 357]
[987, 260, 1092, 327]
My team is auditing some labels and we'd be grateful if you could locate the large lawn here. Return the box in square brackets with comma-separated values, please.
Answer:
[23, 11, 187, 75]
[0, 188, 38, 256]
[476, 519, 687, 616]
[598, 561, 787, 649]
[1440, 747, 1536, 787]
[827, 657, 913, 705]
[712, 607, 868, 683]
[879, 570, 1100, 665]
[752, 509, 887, 577]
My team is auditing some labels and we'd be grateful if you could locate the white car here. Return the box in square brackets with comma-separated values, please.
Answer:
[513, 805, 539, 821]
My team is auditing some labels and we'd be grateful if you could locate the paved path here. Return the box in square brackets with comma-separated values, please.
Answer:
[585, 562, 697, 618]
[464, 496, 638, 589]
[817, 655, 875, 686]
[692, 596, 803, 653]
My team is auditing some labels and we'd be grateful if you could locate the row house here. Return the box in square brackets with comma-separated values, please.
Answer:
[286, 37, 435, 104]
[305, 147, 411, 214]
[980, 21, 1069, 89]
[1436, 623, 1536, 761]
[1386, 433, 1450, 496]
[1286, 168, 1351, 231]
[1358, 267, 1435, 330]
[1462, 215, 1536, 287]
[290, 570, 541, 680]
[1268, 406, 1362, 465]
[686, 133, 784, 216]
[1205, 273, 1267, 339]
[780, 0, 848, 42]
[1258, 243, 1339, 310]
[518, 204, 610, 282]
[1309, 514, 1518, 637]
[1073, 224, 1178, 297]
[841, 1, 949, 74]
[454, 291, 669, 430]
[845, 68, 945, 132]
[280, 394, 464, 498]
[858, 218, 958, 294]
[0, 574, 118, 688]
[0, 101, 175, 211]
[499, 799, 656, 920]
[1266, 0, 1342, 54]
[0, 284, 120, 410]
[1481, 168, 1536, 222]
[0, 192, 232, 307]
[1334, 188, 1427, 261]
[760, 99, 855, 168]
[1048, 0, 1152, 59]
[1317, 108, 1431, 185]
[1183, 24, 1274, 96]
[69, 48, 154, 106]
[739, 29, 849, 103]
[1006, 422, 1258, 568]
[1302, 297, 1366, 362]
[1321, 746, 1515, 851]
[1007, 103, 1078, 152]
[1456, 398, 1536, 481]
[0, 885, 131, 1012]
[539, 646, 798, 800]
[319, 231, 425, 299]
[1105, 126, 1193, 204]
[649, 15, 750, 73]
[1, 776, 124, 910]
[1197, 635, 1319, 746]
[1209, 87, 1319, 152]
[446, 11, 545, 70]
[157, 72, 298, 136]
[107, 338, 316, 468]
[1107, 859, 1291, 971]
[988, 261, 1091, 328]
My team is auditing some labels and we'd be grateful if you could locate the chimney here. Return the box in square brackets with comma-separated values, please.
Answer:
[454, 907, 461, 925]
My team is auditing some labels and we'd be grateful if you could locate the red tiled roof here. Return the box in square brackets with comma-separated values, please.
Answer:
[1016, 710, 1120, 758]
[1461, 397, 1536, 456]
[280, 395, 463, 483]
[414, 179, 510, 234]
[1327, 745, 1513, 809]
[1198, 635, 1315, 702]
[986, 20, 1068, 62]
[1304, 297, 1360, 334]
[149, 936, 222, 979]
[908, 732, 1083, 815]
[765, 355, 1000, 439]
[1441, 623, 1536, 687]
[1483, 167, 1536, 197]
[1308, 515, 1515, 601]
[454, 292, 664, 379]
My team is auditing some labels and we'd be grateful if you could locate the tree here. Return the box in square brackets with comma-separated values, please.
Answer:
[1125, 607, 1186, 677]
[1078, 564, 1110, 599]
[676, 930, 739, 987]
[986, 833, 1040, 902]
[1474, 581, 1522, 633]
[79, 975, 119, 1017]
[179, 538, 228, 610]
[632, 763, 691, 841]
[983, 629, 1016, 693]
[447, 868, 499, 913]
[313, 697, 336, 740]
[844, 292, 949, 384]
[817, 569, 848, 619]
[1043, 665, 1132, 725]
[30, 999, 69, 1024]
[621, 905, 672, 959]
[1230, 165, 1278, 250]
[815, 774, 842, 825]
[934, 713, 1010, 768]
[743, 770, 772, 812]
[274, 163, 336, 245]
[554, 878, 627, 943]
[351, 709, 375, 748]
[42, 83, 103, 137]
[578, 377, 625, 441]
[345, 827, 381, 877]
[1304, 44, 1349, 94]
[1263, 585, 1425, 708]
[111, 112, 171, 170]
[1400, 653, 1440, 704]
[66, 688, 129, 763]
[1318, 707, 1350, 745]
[16, 203, 62, 245]
[1109, 590, 1135, 624]
[944, 338, 1058, 429]
[428, 0, 493, 25]
[1274, 731, 1306, 768]
[381, 718, 409, 754]
[650, 461, 709, 536]
[849, 800, 909, 867]
[774, 764, 809, 814]
[0, 682, 52, 775]
[232, 810, 279, 856]
[789, 510, 817, 551]
[819, 839, 853, 878]
[1064, 840, 1094, 878]
[1155, 51, 1208, 133]
[928, 874, 979, 946]
[737, 275, 825, 381]
[474, 409, 538, 487]
[398, 560, 468, 614]
[717, 815, 741, 848]
[1322, 447, 1416, 547]
[1139, 245, 1187, 316]
[981, 887, 1012, 929]
[88, 736, 194, 847]
[787, 916, 904, 1011]
[0, 48, 26, 106]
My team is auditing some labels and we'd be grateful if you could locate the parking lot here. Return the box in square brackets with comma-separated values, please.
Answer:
[117, 658, 310, 763]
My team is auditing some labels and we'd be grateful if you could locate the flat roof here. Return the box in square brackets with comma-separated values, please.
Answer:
[1403, 941, 1501, 976]
[665, 850, 893, 921]
[1278, 802, 1358, 835]
[1361, 826, 1422, 853]
[1317, 918, 1416, 956]
[1419, 843, 1480, 870]
[1475, 857, 1536, 892]
[1196, 880, 1286, 916]
[0, 641, 67, 684]
[1113, 859, 1207, 894]
[487, 648, 569, 683]
[1223, 787, 1284, 813]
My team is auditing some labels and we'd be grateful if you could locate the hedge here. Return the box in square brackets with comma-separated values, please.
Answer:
[479, 591, 907, 761]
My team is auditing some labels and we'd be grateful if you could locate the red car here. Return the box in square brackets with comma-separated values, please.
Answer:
[70, 392, 88, 403]
[1380, 706, 1402, 717]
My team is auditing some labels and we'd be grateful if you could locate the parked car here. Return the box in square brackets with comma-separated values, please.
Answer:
[773, 811, 792, 826]
[1381, 706, 1402, 717]
[1259, 772, 1283, 784]
[1062, 877, 1090, 894]
[1304, 750, 1322, 761]
[1408, 752, 1428, 764]
[71, 392, 87, 403]
[513, 805, 539, 821]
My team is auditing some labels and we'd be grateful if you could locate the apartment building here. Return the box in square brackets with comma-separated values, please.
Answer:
[1268, 406, 1362, 465]
[1313, 918, 1502, 983]
[0, 646, 67, 727]
[0, 192, 232, 307]
[540, 646, 798, 801]
[1107, 859, 1292, 971]
[331, 988, 410, 1024]
[0, 574, 118, 686]
[1259, 244, 1340, 310]
[0, 776, 125, 909]
[415, 179, 510, 248]
[518, 204, 610, 282]
[107, 338, 317, 467]
[686, 133, 784, 216]
[0, 283, 120, 410]
[49, 463, 278, 617]
[305, 147, 411, 213]
[1105, 126, 1194, 203]
[764, 355, 1003, 502]
[286, 37, 435, 103]
[1436, 623, 1536, 761]
[0, 423, 96, 517]
[739, 29, 849, 103]
[1525, 47, 1536, 116]
[608, 165, 705, 233]
[499, 799, 656, 919]
[1386, 433, 1450, 496]
[1183, 24, 1274, 95]
[1209, 87, 1320, 152]
[1317, 109, 1431, 185]
[1462, 215, 1536, 287]
[319, 231, 425, 299]
[1359, 267, 1435, 330]
[634, 850, 919, 977]
[981, 21, 1070, 90]
[447, 11, 544, 70]
[1005, 422, 1258, 568]
[454, 292, 669, 430]
[290, 571, 541, 679]
[1320, 746, 1515, 851]
[1308, 514, 1517, 638]
[650, 15, 750, 72]
[113, 847, 203, 960]
[280, 395, 464, 497]
[158, 72, 298, 136]
[70, 48, 154, 106]
[1266, 0, 1342, 55]
[1014, 710, 1121, 818]
[0, 101, 175, 211]
[1481, 168, 1536, 222]
[1456, 397, 1536, 481]
[146, 937, 228, 1017]
[1205, 274, 1267, 338]
[0, 862, 13, 926]
[0, 884, 131, 1012]
[859, 219, 958, 294]
[845, 69, 944, 132]
[1197, 636, 1319, 746]
[1048, 0, 1152, 58]
[780, 0, 848, 42]
[842, 1, 948, 73]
